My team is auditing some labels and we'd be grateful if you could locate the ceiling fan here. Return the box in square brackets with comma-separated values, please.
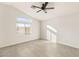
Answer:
[31, 2, 55, 13]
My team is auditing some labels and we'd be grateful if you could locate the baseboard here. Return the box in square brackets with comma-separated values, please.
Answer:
[0, 38, 40, 49]
[58, 41, 79, 49]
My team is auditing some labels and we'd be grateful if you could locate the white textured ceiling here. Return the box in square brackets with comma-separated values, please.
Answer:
[2, 2, 79, 20]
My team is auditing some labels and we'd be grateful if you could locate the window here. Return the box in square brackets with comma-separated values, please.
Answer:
[16, 17, 32, 34]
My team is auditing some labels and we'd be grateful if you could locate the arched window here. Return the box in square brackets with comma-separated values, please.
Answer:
[16, 17, 32, 34]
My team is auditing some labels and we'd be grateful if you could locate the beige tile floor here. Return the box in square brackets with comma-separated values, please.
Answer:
[0, 39, 79, 57]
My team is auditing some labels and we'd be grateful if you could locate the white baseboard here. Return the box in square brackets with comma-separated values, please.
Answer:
[58, 41, 79, 49]
[0, 38, 40, 48]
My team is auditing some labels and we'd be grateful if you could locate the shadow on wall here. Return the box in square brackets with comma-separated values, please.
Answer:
[47, 25, 57, 43]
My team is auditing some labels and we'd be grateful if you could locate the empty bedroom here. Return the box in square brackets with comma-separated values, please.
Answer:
[0, 1, 79, 57]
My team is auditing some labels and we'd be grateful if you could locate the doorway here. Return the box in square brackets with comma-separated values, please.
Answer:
[47, 25, 57, 43]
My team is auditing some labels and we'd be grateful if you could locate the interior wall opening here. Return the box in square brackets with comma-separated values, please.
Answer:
[47, 25, 57, 43]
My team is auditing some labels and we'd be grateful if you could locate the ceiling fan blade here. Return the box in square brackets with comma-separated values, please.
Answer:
[31, 5, 41, 9]
[46, 7, 55, 9]
[37, 10, 42, 13]
[44, 2, 48, 8]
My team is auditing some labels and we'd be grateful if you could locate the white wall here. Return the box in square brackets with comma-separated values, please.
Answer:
[41, 12, 79, 48]
[0, 4, 40, 48]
